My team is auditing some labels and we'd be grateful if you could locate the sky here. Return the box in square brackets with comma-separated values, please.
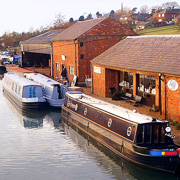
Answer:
[0, 0, 176, 36]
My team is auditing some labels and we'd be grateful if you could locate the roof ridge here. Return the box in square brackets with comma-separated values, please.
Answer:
[127, 35, 180, 38]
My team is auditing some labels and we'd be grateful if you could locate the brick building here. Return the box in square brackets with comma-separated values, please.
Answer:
[153, 9, 180, 23]
[91, 35, 180, 122]
[51, 17, 137, 84]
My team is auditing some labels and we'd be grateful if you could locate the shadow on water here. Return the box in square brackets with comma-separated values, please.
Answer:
[62, 121, 180, 180]
[4, 92, 62, 129]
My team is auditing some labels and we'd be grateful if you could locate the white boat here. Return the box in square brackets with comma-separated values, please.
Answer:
[25, 73, 68, 107]
[2, 72, 46, 109]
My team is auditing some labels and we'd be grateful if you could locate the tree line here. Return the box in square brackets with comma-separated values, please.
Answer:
[0, 1, 179, 51]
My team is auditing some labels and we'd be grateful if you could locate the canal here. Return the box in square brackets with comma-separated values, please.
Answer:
[0, 80, 179, 180]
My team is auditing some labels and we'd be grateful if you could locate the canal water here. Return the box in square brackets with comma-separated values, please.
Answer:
[0, 80, 180, 180]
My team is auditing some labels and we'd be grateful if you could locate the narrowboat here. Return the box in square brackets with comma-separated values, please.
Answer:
[62, 91, 180, 174]
[2, 72, 46, 109]
[25, 73, 68, 107]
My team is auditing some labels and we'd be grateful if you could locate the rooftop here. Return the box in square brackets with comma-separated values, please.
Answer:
[92, 35, 180, 76]
[21, 30, 64, 44]
[52, 17, 108, 41]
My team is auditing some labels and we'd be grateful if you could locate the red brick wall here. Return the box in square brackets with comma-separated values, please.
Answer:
[53, 17, 137, 83]
[52, 40, 78, 83]
[78, 17, 137, 82]
[161, 76, 180, 122]
[92, 65, 106, 97]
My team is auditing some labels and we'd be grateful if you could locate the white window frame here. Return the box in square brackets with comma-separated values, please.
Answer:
[56, 62, 60, 72]
[69, 65, 74, 75]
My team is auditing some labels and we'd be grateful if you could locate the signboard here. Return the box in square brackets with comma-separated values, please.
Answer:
[94, 66, 101, 74]
[167, 79, 178, 91]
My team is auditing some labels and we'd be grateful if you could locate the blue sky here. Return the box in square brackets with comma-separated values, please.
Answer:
[0, 0, 175, 36]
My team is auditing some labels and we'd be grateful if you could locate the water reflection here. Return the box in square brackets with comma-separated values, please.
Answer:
[1, 79, 180, 180]
[62, 121, 180, 180]
[4, 92, 61, 129]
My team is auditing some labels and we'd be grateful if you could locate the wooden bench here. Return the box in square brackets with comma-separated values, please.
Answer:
[130, 95, 142, 106]
[121, 93, 132, 101]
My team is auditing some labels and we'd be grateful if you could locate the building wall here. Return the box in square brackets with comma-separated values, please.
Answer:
[92, 63, 180, 122]
[53, 17, 137, 83]
[52, 40, 78, 83]
[161, 76, 180, 122]
[92, 65, 106, 97]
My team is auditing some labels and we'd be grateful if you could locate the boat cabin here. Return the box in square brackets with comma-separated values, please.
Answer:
[3, 73, 44, 99]
[25, 73, 68, 107]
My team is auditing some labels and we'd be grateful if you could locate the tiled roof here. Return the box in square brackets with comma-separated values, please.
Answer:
[21, 30, 63, 44]
[52, 17, 108, 41]
[159, 9, 180, 14]
[91, 35, 180, 76]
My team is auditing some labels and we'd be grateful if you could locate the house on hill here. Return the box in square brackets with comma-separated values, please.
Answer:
[120, 13, 150, 25]
[153, 9, 180, 24]
[51, 17, 137, 84]
[91, 35, 180, 122]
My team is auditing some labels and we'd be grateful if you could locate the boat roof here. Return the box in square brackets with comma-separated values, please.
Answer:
[26, 73, 62, 87]
[66, 91, 165, 125]
[4, 72, 42, 87]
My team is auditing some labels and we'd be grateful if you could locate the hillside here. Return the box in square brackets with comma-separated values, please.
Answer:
[137, 25, 180, 35]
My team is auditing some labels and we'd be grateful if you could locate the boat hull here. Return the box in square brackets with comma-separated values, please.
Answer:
[62, 103, 180, 174]
[46, 98, 65, 108]
[3, 86, 46, 110]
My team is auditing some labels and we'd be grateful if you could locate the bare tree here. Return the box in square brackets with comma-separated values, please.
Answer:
[161, 1, 180, 9]
[140, 5, 150, 13]
[53, 13, 65, 28]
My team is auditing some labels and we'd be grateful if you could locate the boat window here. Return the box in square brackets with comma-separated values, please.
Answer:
[137, 125, 144, 144]
[12, 82, 14, 91]
[18, 86, 21, 95]
[161, 125, 165, 143]
[154, 124, 159, 143]
[146, 125, 152, 143]
[33, 87, 36, 97]
[29, 87, 32, 98]
[15, 84, 17, 93]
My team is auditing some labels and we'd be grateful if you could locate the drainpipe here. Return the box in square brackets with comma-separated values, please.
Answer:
[164, 75, 167, 119]
[74, 40, 77, 76]
[91, 62, 93, 94]
[50, 42, 54, 77]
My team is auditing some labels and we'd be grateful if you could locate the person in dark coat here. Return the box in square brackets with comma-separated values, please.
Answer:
[61, 67, 67, 80]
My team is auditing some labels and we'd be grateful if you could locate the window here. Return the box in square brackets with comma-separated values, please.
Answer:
[29, 87, 32, 98]
[158, 14, 161, 17]
[32, 87, 36, 97]
[146, 125, 152, 143]
[69, 65, 74, 75]
[80, 54, 84, 59]
[137, 125, 144, 144]
[154, 125, 159, 143]
[15, 84, 17, 93]
[119, 72, 133, 88]
[161, 125, 165, 143]
[162, 14, 164, 17]
[80, 42, 84, 47]
[18, 86, 21, 95]
[56, 63, 60, 72]
[138, 75, 156, 94]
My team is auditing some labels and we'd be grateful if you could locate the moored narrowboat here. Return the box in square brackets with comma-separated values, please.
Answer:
[2, 72, 46, 109]
[25, 73, 68, 107]
[62, 91, 180, 174]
